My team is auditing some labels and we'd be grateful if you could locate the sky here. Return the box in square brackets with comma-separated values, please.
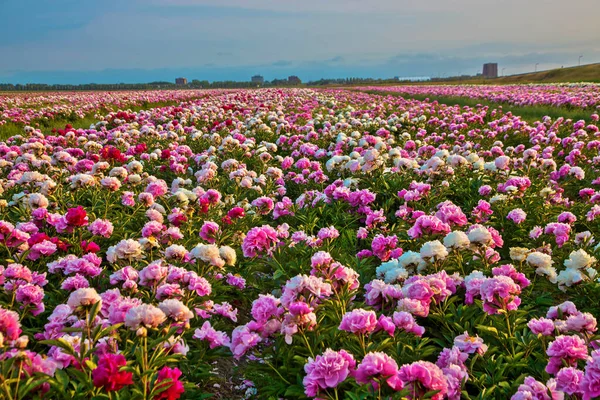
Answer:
[1, 0, 599, 84]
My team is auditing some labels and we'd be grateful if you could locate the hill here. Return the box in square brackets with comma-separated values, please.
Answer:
[433, 63, 600, 85]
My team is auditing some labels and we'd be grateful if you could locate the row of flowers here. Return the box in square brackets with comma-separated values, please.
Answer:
[0, 90, 217, 126]
[360, 83, 600, 109]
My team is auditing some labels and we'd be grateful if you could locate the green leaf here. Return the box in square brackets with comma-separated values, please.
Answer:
[475, 324, 499, 337]
[283, 385, 305, 397]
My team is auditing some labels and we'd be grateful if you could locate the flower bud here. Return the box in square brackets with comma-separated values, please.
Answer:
[15, 335, 29, 349]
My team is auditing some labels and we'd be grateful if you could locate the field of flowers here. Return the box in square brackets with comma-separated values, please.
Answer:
[0, 87, 599, 399]
[0, 90, 212, 126]
[362, 84, 600, 109]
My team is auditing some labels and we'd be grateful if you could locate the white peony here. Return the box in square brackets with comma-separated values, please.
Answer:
[526, 252, 553, 269]
[420, 240, 448, 260]
[67, 288, 101, 309]
[158, 299, 194, 323]
[443, 231, 470, 249]
[467, 227, 493, 246]
[564, 249, 597, 270]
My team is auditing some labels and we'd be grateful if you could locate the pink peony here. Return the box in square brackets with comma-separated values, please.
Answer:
[242, 225, 279, 258]
[581, 350, 600, 400]
[507, 208, 527, 224]
[0, 307, 22, 342]
[339, 309, 378, 334]
[454, 332, 488, 355]
[511, 376, 563, 400]
[546, 335, 589, 374]
[193, 321, 230, 349]
[303, 349, 356, 397]
[230, 324, 262, 360]
[199, 221, 220, 244]
[479, 276, 522, 315]
[555, 367, 583, 396]
[392, 311, 425, 336]
[528, 318, 556, 336]
[355, 352, 401, 390]
[396, 361, 448, 400]
[88, 219, 114, 238]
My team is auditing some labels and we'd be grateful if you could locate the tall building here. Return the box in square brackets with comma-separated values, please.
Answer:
[251, 75, 264, 84]
[175, 77, 188, 85]
[482, 63, 498, 78]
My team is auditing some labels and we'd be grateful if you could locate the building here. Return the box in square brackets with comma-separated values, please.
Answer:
[482, 63, 498, 78]
[251, 75, 264, 84]
[287, 75, 301, 85]
[175, 77, 188, 85]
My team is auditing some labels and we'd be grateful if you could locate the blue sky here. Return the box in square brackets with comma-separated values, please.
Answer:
[1, 0, 599, 84]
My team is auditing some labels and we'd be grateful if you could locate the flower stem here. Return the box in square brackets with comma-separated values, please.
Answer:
[504, 312, 515, 355]
[300, 331, 315, 358]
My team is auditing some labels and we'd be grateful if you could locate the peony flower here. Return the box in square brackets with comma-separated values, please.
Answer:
[242, 225, 279, 258]
[396, 361, 448, 400]
[546, 335, 588, 374]
[219, 246, 237, 266]
[124, 304, 166, 330]
[507, 208, 527, 224]
[443, 231, 470, 249]
[230, 324, 262, 359]
[392, 311, 425, 336]
[479, 276, 522, 315]
[67, 288, 101, 309]
[528, 318, 555, 336]
[339, 309, 378, 334]
[454, 332, 488, 355]
[555, 367, 583, 396]
[511, 376, 562, 400]
[0, 307, 22, 343]
[154, 367, 185, 400]
[355, 352, 401, 390]
[65, 206, 88, 227]
[88, 219, 114, 238]
[193, 321, 230, 349]
[92, 353, 133, 392]
[420, 240, 448, 261]
[199, 221, 220, 244]
[158, 299, 194, 323]
[581, 350, 600, 400]
[303, 349, 356, 397]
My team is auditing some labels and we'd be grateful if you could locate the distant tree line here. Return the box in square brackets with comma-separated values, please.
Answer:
[1, 75, 486, 92]
[305, 77, 402, 85]
[0, 78, 305, 91]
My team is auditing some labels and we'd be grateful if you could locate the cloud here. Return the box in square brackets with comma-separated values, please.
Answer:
[272, 60, 293, 67]
[328, 56, 345, 63]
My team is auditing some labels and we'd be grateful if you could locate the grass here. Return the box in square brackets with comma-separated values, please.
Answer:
[463, 63, 600, 85]
[0, 98, 204, 141]
[360, 90, 597, 123]
[345, 63, 600, 87]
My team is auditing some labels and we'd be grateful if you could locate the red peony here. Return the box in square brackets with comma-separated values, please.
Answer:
[81, 240, 100, 253]
[100, 146, 127, 163]
[227, 207, 245, 219]
[92, 353, 133, 392]
[65, 206, 88, 227]
[153, 367, 185, 400]
[27, 232, 51, 246]
[50, 237, 70, 252]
